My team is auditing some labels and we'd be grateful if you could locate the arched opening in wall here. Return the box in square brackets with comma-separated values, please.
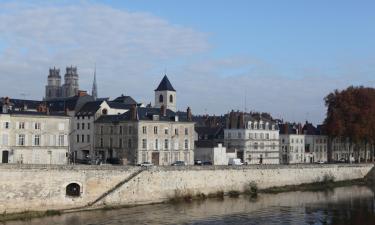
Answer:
[159, 95, 163, 103]
[169, 94, 173, 103]
[102, 108, 108, 115]
[66, 183, 81, 197]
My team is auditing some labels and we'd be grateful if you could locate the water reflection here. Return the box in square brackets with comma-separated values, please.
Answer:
[5, 185, 375, 225]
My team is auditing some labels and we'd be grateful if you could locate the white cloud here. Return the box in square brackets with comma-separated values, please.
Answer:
[0, 2, 373, 125]
[0, 1, 209, 99]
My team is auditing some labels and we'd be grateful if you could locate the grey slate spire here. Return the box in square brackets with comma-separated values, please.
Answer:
[154, 75, 176, 92]
[92, 65, 98, 100]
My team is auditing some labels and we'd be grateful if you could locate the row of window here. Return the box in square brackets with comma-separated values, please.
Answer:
[3, 122, 41, 130]
[227, 132, 276, 140]
[76, 123, 91, 130]
[16, 134, 66, 146]
[252, 142, 277, 150]
[76, 134, 91, 143]
[3, 122, 66, 131]
[76, 115, 91, 120]
[159, 94, 173, 103]
[281, 138, 304, 144]
[246, 122, 276, 130]
[99, 138, 190, 150]
[100, 125, 190, 136]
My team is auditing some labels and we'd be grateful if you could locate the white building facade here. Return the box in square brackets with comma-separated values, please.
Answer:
[280, 134, 306, 164]
[224, 112, 280, 165]
[0, 111, 70, 164]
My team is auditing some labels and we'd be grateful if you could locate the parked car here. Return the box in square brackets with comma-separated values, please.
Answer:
[137, 162, 153, 167]
[336, 158, 347, 163]
[171, 161, 186, 166]
[315, 160, 325, 164]
[194, 160, 202, 166]
[228, 158, 243, 166]
[202, 161, 212, 166]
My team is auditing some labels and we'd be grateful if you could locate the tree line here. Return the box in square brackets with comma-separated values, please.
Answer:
[324, 86, 375, 162]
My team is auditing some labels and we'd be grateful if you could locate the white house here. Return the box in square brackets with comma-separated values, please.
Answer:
[224, 111, 280, 165]
[0, 105, 70, 164]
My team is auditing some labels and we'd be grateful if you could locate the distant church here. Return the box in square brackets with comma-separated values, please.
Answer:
[45, 66, 98, 100]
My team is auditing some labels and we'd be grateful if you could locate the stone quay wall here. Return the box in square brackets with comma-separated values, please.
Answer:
[0, 164, 373, 213]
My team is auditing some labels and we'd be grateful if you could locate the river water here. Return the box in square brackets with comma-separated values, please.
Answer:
[6, 185, 375, 225]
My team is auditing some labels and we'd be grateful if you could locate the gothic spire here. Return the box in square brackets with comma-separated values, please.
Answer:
[92, 65, 98, 100]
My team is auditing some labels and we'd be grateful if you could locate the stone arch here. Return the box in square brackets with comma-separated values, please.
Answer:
[66, 183, 81, 197]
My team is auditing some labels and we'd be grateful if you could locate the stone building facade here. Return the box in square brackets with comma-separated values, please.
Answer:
[224, 112, 280, 164]
[94, 106, 195, 165]
[71, 100, 129, 163]
[0, 105, 70, 164]
[302, 122, 328, 163]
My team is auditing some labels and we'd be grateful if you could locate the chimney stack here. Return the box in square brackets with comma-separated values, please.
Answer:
[187, 107, 192, 121]
[160, 105, 166, 117]
[130, 104, 137, 120]
[238, 112, 244, 129]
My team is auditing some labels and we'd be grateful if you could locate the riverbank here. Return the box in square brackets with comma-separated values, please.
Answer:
[0, 177, 371, 222]
[0, 164, 372, 220]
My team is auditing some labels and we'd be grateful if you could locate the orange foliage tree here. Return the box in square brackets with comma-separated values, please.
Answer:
[324, 86, 375, 162]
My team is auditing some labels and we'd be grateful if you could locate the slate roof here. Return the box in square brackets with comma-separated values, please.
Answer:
[279, 123, 299, 135]
[107, 102, 133, 110]
[195, 126, 224, 140]
[0, 110, 67, 117]
[112, 95, 137, 105]
[47, 95, 94, 112]
[76, 101, 103, 116]
[154, 75, 176, 92]
[0, 98, 42, 111]
[96, 107, 192, 123]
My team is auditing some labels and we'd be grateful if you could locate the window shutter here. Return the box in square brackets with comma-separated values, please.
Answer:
[64, 135, 68, 146]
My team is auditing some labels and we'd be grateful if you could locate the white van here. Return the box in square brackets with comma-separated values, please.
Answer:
[228, 158, 243, 166]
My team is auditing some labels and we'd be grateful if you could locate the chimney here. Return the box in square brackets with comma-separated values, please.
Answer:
[160, 105, 166, 117]
[130, 104, 137, 120]
[2, 97, 10, 113]
[283, 123, 289, 134]
[238, 112, 244, 129]
[187, 107, 192, 121]
[78, 90, 88, 97]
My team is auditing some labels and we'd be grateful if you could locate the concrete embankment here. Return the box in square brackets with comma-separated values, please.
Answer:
[0, 164, 373, 214]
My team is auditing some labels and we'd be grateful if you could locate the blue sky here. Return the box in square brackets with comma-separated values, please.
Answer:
[0, 0, 374, 123]
[98, 0, 375, 70]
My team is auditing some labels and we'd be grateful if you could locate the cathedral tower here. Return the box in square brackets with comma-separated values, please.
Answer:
[154, 75, 176, 112]
[45, 67, 62, 100]
[62, 66, 79, 98]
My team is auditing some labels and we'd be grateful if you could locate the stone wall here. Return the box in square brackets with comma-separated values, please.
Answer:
[0, 164, 372, 213]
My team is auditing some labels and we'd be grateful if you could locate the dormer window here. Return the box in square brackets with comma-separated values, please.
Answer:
[159, 95, 163, 103]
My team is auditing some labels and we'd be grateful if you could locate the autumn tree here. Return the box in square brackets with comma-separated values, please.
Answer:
[324, 86, 375, 162]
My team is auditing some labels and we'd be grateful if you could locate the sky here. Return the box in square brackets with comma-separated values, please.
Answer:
[0, 0, 374, 124]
